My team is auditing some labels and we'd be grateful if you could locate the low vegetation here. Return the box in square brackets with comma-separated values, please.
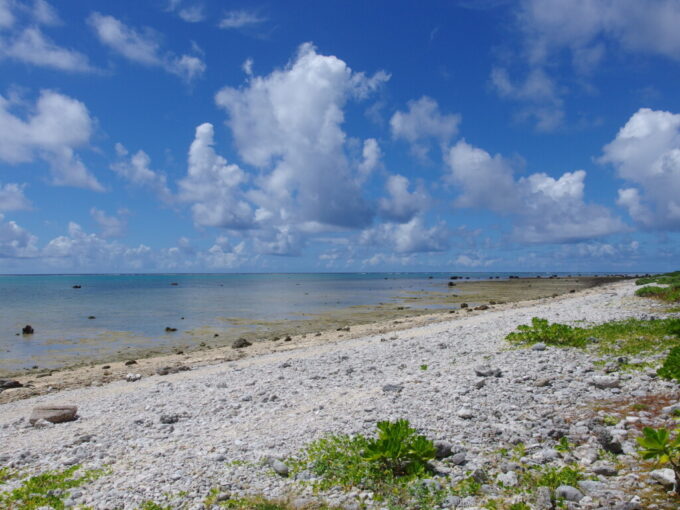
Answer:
[635, 271, 680, 303]
[637, 424, 680, 494]
[0, 465, 104, 509]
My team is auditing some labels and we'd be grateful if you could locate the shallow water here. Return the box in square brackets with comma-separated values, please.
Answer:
[0, 272, 609, 373]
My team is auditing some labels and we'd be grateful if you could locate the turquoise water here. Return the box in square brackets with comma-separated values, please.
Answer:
[0, 272, 606, 373]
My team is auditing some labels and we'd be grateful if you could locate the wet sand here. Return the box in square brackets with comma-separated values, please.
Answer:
[0, 276, 628, 403]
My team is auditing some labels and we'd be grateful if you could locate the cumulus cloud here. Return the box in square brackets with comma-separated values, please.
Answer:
[218, 10, 266, 29]
[0, 27, 93, 71]
[446, 139, 625, 243]
[357, 138, 381, 181]
[178, 122, 252, 229]
[216, 42, 387, 233]
[0, 0, 15, 28]
[379, 174, 429, 223]
[166, 1, 205, 23]
[390, 96, 460, 158]
[0, 182, 30, 211]
[600, 108, 680, 230]
[360, 216, 448, 253]
[110, 143, 173, 202]
[0, 90, 103, 190]
[90, 208, 126, 238]
[88, 12, 205, 81]
[0, 213, 38, 258]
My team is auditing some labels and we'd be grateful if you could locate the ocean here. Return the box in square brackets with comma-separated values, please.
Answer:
[0, 272, 612, 374]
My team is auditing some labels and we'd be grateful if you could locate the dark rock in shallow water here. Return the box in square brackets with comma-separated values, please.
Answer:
[72, 285, 81, 289]
[475, 305, 489, 310]
[22, 325, 34, 335]
[0, 379, 23, 390]
[460, 303, 468, 309]
[232, 338, 252, 349]
[88, 316, 96, 319]
[124, 360, 137, 366]
[30, 405, 78, 425]
[165, 327, 177, 332]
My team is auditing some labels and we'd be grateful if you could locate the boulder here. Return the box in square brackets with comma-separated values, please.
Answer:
[590, 376, 620, 389]
[0, 379, 23, 390]
[474, 364, 502, 377]
[433, 440, 453, 459]
[29, 405, 78, 425]
[650, 468, 675, 490]
[232, 338, 252, 349]
[555, 485, 584, 502]
[22, 325, 34, 335]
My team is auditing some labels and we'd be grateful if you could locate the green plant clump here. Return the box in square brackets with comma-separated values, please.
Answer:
[0, 465, 104, 510]
[658, 346, 680, 382]
[505, 318, 586, 347]
[293, 420, 443, 508]
[635, 271, 680, 302]
[637, 426, 680, 493]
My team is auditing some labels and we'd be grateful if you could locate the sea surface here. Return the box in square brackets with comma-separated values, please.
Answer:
[0, 272, 610, 374]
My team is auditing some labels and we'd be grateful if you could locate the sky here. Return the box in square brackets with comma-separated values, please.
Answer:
[1, 0, 680, 274]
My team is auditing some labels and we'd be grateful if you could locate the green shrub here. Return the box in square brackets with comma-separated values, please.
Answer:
[658, 346, 680, 382]
[637, 426, 680, 493]
[505, 318, 586, 347]
[636, 271, 680, 286]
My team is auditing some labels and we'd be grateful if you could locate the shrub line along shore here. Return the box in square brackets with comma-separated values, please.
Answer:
[1, 277, 679, 509]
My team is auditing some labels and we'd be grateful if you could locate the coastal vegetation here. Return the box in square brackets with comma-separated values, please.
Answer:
[635, 271, 680, 303]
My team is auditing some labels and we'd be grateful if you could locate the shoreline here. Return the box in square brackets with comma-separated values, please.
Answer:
[1, 278, 679, 508]
[1, 276, 628, 403]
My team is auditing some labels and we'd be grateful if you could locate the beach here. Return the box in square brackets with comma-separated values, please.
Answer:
[1, 279, 678, 509]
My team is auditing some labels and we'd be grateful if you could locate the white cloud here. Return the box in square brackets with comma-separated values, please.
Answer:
[167, 1, 205, 23]
[600, 108, 680, 230]
[0, 182, 30, 211]
[390, 96, 460, 158]
[0, 27, 93, 71]
[88, 12, 205, 81]
[360, 216, 448, 253]
[216, 42, 387, 231]
[0, 0, 15, 28]
[90, 208, 126, 238]
[357, 138, 381, 180]
[379, 174, 429, 223]
[110, 143, 173, 201]
[454, 254, 496, 268]
[178, 122, 252, 228]
[446, 139, 625, 243]
[0, 90, 103, 190]
[31, 0, 59, 26]
[0, 213, 38, 258]
[218, 10, 266, 29]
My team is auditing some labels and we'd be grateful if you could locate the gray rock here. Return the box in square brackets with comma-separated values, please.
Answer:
[0, 379, 23, 390]
[419, 478, 442, 491]
[534, 486, 552, 510]
[474, 365, 502, 377]
[613, 502, 642, 510]
[496, 470, 518, 487]
[578, 480, 605, 494]
[457, 407, 474, 419]
[382, 384, 403, 393]
[159, 414, 180, 424]
[591, 461, 618, 476]
[442, 495, 461, 508]
[232, 338, 252, 349]
[532, 342, 547, 351]
[554, 485, 584, 502]
[450, 452, 466, 465]
[125, 373, 142, 382]
[650, 468, 675, 490]
[29, 405, 78, 425]
[270, 459, 289, 477]
[593, 426, 623, 454]
[433, 440, 452, 459]
[589, 376, 620, 389]
[534, 378, 551, 387]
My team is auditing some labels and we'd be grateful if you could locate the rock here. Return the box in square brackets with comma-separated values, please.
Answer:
[87, 316, 96, 319]
[72, 285, 81, 289]
[457, 407, 474, 419]
[284, 336, 292, 342]
[613, 503, 642, 510]
[419, 478, 442, 491]
[22, 325, 34, 335]
[442, 495, 461, 508]
[159, 414, 181, 424]
[593, 426, 623, 454]
[460, 303, 468, 308]
[475, 379, 486, 389]
[29, 405, 78, 425]
[125, 373, 142, 382]
[591, 461, 618, 476]
[433, 440, 452, 459]
[554, 485, 584, 502]
[590, 376, 620, 389]
[587, 336, 600, 343]
[270, 459, 289, 477]
[497, 470, 518, 487]
[450, 452, 466, 465]
[532, 342, 547, 351]
[578, 480, 605, 494]
[124, 360, 137, 366]
[165, 327, 177, 332]
[156, 365, 190, 376]
[534, 378, 551, 387]
[650, 468, 675, 490]
[232, 338, 252, 349]
[474, 364, 502, 377]
[382, 384, 403, 393]
[0, 379, 23, 390]
[535, 486, 552, 509]
[474, 305, 489, 310]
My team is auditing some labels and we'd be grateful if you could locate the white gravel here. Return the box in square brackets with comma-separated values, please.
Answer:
[0, 279, 677, 509]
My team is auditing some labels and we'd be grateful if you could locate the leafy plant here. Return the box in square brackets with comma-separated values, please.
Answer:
[505, 318, 586, 347]
[138, 502, 172, 510]
[362, 419, 436, 477]
[555, 436, 572, 453]
[0, 465, 104, 510]
[637, 426, 680, 493]
[658, 346, 680, 383]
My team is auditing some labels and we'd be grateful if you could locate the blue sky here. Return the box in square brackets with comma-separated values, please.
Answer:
[1, 0, 680, 273]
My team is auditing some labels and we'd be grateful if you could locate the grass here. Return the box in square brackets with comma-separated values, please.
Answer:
[506, 317, 680, 358]
[635, 271, 680, 303]
[0, 465, 105, 509]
